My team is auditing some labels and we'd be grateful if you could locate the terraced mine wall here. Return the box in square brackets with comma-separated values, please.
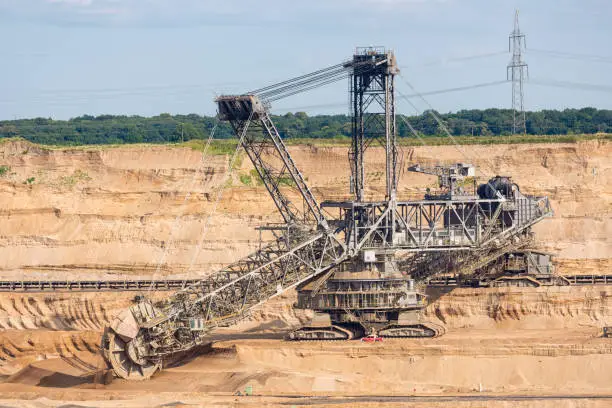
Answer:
[0, 139, 609, 280]
[0, 139, 609, 380]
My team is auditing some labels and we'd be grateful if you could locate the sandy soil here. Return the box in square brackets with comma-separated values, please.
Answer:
[0, 139, 609, 279]
[0, 139, 609, 407]
[0, 327, 610, 407]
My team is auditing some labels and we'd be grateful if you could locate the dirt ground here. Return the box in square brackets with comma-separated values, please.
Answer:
[0, 139, 609, 407]
[0, 326, 610, 407]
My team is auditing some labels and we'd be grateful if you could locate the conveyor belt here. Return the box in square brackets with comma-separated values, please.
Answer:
[0, 274, 610, 293]
[0, 279, 199, 292]
[426, 274, 612, 287]
[563, 274, 612, 285]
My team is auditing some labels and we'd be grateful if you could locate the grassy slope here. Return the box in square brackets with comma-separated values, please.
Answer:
[186, 133, 611, 154]
[1, 133, 610, 156]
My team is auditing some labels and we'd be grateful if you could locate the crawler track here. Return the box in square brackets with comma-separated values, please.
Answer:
[379, 322, 446, 338]
[287, 325, 357, 341]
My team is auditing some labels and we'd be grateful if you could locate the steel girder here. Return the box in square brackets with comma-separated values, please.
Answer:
[226, 107, 328, 230]
[187, 230, 346, 325]
[349, 48, 398, 202]
[324, 195, 552, 252]
[136, 229, 348, 357]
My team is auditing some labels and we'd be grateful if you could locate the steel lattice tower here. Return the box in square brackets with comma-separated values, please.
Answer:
[507, 10, 528, 135]
[349, 47, 399, 202]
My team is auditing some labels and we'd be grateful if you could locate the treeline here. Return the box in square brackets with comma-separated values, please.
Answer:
[1, 108, 611, 146]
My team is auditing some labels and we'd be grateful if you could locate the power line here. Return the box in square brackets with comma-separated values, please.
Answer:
[401, 80, 508, 98]
[274, 81, 510, 113]
[272, 81, 509, 113]
[0, 80, 509, 115]
[400, 50, 508, 69]
[528, 48, 612, 64]
[528, 78, 612, 94]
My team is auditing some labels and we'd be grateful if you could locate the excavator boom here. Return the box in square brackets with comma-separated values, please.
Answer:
[101, 92, 347, 380]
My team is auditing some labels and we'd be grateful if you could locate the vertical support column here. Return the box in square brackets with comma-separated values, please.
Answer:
[348, 47, 399, 246]
[385, 71, 398, 201]
[348, 47, 398, 203]
[350, 73, 365, 202]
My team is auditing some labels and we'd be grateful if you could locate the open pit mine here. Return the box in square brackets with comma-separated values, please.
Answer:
[0, 48, 609, 408]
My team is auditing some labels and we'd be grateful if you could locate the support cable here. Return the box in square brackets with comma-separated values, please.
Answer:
[397, 95, 511, 183]
[396, 77, 509, 199]
[147, 120, 220, 293]
[258, 67, 348, 99]
[397, 75, 578, 205]
[255, 61, 380, 102]
[250, 62, 347, 94]
[397, 75, 500, 177]
[184, 111, 255, 275]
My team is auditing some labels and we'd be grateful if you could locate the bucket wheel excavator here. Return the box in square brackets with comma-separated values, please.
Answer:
[101, 47, 553, 379]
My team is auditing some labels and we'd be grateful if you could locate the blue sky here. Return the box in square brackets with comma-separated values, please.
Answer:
[1, 0, 611, 120]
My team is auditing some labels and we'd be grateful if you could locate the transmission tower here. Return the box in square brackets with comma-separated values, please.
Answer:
[507, 10, 528, 135]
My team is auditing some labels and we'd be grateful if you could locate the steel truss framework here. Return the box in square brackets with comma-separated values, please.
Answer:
[140, 228, 348, 357]
[0, 279, 198, 292]
[325, 195, 551, 252]
[402, 230, 534, 282]
[217, 95, 328, 229]
[349, 47, 398, 201]
[185, 230, 346, 326]
[102, 49, 554, 380]
[135, 183, 552, 358]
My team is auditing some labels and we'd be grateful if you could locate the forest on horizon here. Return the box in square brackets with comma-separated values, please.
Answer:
[1, 107, 611, 146]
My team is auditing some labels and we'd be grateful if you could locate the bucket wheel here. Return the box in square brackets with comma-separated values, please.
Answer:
[102, 329, 161, 380]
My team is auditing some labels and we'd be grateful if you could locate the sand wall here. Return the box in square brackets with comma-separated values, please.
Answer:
[0, 139, 609, 280]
